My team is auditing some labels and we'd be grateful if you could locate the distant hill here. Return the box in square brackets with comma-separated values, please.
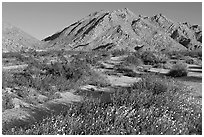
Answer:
[2, 22, 44, 52]
[42, 8, 202, 52]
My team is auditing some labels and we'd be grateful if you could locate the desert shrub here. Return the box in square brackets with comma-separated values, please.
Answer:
[141, 51, 168, 65]
[166, 49, 202, 60]
[14, 53, 28, 63]
[162, 62, 173, 69]
[192, 50, 202, 59]
[46, 62, 83, 80]
[113, 64, 139, 77]
[167, 63, 188, 77]
[6, 51, 108, 96]
[166, 51, 184, 60]
[2, 93, 14, 111]
[2, 52, 23, 59]
[12, 72, 33, 87]
[2, 72, 14, 88]
[111, 49, 128, 57]
[154, 52, 168, 63]
[3, 75, 202, 135]
[184, 56, 197, 64]
[122, 55, 143, 66]
[72, 51, 107, 65]
[131, 51, 142, 58]
[44, 56, 109, 91]
[139, 76, 169, 95]
[152, 63, 164, 68]
[111, 75, 169, 106]
[153, 62, 173, 69]
[86, 72, 110, 87]
[141, 51, 156, 65]
[184, 49, 202, 58]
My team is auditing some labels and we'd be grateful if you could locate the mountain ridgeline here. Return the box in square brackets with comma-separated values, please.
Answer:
[43, 8, 202, 52]
[2, 22, 44, 52]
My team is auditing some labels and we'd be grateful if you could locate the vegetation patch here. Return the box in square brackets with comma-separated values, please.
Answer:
[2, 51, 109, 105]
[3, 75, 201, 135]
[167, 63, 188, 77]
[110, 49, 129, 57]
[2, 93, 15, 112]
[141, 51, 168, 65]
[122, 55, 143, 66]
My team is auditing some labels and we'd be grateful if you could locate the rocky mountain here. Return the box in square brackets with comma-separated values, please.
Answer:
[2, 22, 44, 52]
[43, 8, 202, 52]
[145, 14, 202, 50]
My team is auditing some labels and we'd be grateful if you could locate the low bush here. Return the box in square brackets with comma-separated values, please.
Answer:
[167, 63, 188, 77]
[3, 75, 201, 135]
[2, 72, 14, 89]
[122, 55, 143, 66]
[141, 51, 156, 65]
[166, 49, 202, 60]
[111, 49, 128, 57]
[184, 56, 197, 64]
[113, 65, 139, 77]
[141, 51, 168, 65]
[72, 51, 109, 65]
[2, 93, 14, 112]
[166, 51, 184, 60]
[3, 51, 109, 99]
[153, 62, 173, 69]
[185, 49, 202, 58]
[152, 63, 164, 68]
[162, 62, 173, 69]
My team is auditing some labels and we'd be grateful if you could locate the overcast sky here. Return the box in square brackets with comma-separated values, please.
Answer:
[2, 2, 202, 40]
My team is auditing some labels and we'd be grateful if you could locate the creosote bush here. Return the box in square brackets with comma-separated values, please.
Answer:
[166, 49, 202, 60]
[2, 72, 14, 89]
[122, 55, 143, 66]
[2, 93, 14, 111]
[141, 51, 168, 65]
[110, 49, 128, 57]
[184, 56, 197, 64]
[167, 63, 188, 77]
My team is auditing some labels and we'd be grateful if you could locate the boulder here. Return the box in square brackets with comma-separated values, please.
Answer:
[12, 98, 30, 108]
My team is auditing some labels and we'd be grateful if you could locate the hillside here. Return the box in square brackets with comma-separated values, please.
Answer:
[145, 14, 202, 50]
[2, 22, 44, 52]
[43, 8, 201, 52]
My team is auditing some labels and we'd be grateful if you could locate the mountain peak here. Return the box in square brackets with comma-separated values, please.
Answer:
[152, 13, 169, 21]
[111, 8, 136, 17]
[42, 9, 201, 51]
[115, 8, 131, 13]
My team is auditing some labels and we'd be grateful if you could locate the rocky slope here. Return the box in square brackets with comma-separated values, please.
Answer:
[145, 14, 202, 50]
[43, 8, 201, 52]
[2, 22, 44, 52]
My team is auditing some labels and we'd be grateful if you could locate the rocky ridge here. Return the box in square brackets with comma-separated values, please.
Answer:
[43, 8, 202, 52]
[145, 14, 202, 50]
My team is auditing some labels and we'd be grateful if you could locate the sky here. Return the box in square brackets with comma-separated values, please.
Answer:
[2, 2, 202, 40]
